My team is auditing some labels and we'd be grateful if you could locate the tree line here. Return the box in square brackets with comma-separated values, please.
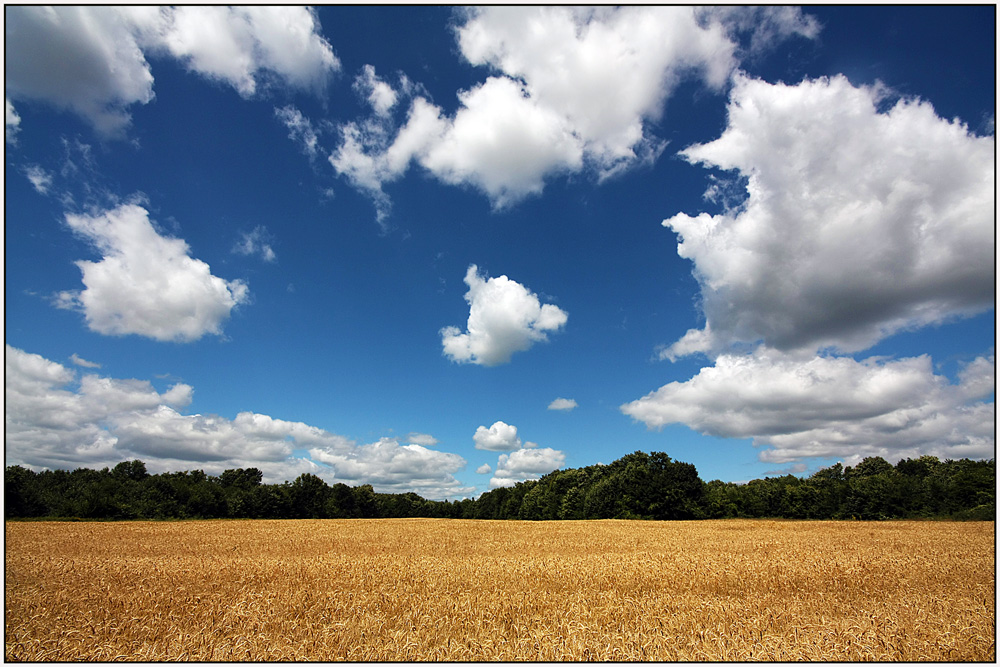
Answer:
[5, 451, 994, 522]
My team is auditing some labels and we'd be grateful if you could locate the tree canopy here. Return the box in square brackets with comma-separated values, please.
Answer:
[5, 453, 994, 522]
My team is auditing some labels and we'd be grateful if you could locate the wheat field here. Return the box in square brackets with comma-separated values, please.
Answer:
[5, 518, 994, 661]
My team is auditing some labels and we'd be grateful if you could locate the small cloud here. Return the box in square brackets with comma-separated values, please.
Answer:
[441, 264, 567, 366]
[548, 397, 578, 411]
[50, 290, 82, 311]
[232, 226, 276, 263]
[275, 105, 320, 159]
[476, 463, 492, 474]
[24, 165, 53, 194]
[473, 420, 521, 451]
[69, 353, 101, 369]
[6, 97, 21, 143]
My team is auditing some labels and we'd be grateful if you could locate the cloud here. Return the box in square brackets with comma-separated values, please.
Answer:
[548, 397, 578, 411]
[69, 353, 101, 369]
[6, 97, 21, 143]
[57, 203, 249, 342]
[471, 418, 566, 487]
[155, 6, 339, 97]
[232, 225, 276, 263]
[274, 105, 320, 159]
[4, 6, 338, 136]
[453, 7, 734, 178]
[490, 447, 566, 489]
[5, 6, 155, 136]
[328, 68, 439, 225]
[24, 165, 53, 195]
[622, 348, 995, 468]
[354, 64, 398, 117]
[441, 265, 567, 366]
[6, 344, 191, 470]
[661, 74, 996, 360]
[406, 432, 439, 447]
[5, 345, 472, 498]
[308, 437, 472, 499]
[473, 421, 522, 452]
[701, 6, 820, 57]
[331, 7, 818, 216]
[418, 76, 584, 208]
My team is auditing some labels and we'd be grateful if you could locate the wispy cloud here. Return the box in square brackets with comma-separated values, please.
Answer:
[232, 226, 276, 263]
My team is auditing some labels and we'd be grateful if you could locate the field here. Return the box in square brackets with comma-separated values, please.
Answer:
[5, 519, 994, 661]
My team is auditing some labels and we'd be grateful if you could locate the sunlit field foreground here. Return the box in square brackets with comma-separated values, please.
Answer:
[5, 519, 994, 661]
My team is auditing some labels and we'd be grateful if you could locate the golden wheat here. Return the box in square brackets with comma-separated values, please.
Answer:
[5, 519, 994, 661]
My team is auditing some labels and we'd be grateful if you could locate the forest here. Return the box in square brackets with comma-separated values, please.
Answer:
[5, 451, 994, 522]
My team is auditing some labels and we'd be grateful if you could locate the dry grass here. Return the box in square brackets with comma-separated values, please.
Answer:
[5, 518, 994, 661]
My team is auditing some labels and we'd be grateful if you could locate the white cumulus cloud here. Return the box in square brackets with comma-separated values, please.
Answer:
[490, 447, 566, 489]
[473, 421, 522, 452]
[156, 6, 338, 97]
[661, 74, 995, 360]
[418, 76, 584, 208]
[441, 265, 567, 366]
[471, 419, 566, 487]
[622, 348, 995, 468]
[57, 203, 249, 342]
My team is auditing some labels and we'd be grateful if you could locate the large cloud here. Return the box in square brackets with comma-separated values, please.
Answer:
[331, 6, 818, 216]
[661, 74, 995, 360]
[5, 345, 471, 498]
[441, 265, 567, 366]
[4, 6, 338, 136]
[622, 348, 995, 467]
[55, 203, 249, 342]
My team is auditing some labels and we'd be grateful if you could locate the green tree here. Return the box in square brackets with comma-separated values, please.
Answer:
[288, 473, 331, 518]
[112, 460, 149, 482]
[5, 465, 44, 518]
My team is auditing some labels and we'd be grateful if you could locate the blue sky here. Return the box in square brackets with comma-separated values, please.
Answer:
[5, 6, 995, 499]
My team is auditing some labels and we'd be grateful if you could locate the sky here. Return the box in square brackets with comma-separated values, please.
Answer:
[4, 6, 995, 499]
